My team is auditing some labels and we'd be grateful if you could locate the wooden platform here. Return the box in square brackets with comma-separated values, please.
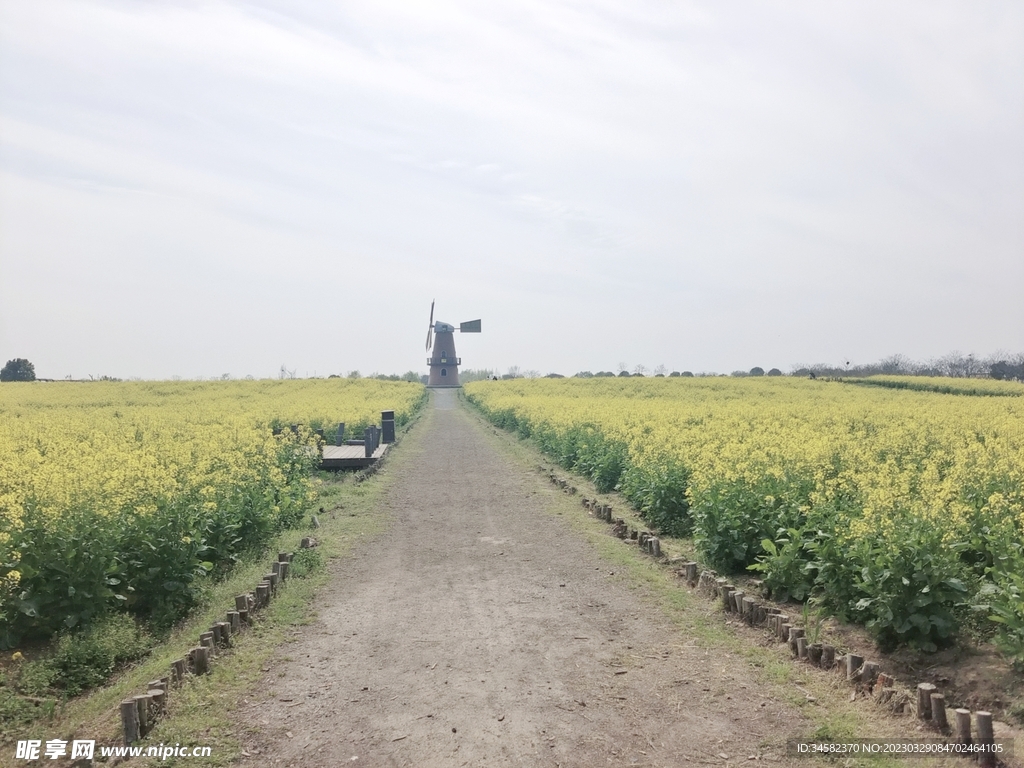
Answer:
[320, 443, 389, 470]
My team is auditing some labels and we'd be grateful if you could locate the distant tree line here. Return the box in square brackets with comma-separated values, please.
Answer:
[326, 371, 423, 382]
[791, 351, 1024, 381]
[7, 350, 1020, 386]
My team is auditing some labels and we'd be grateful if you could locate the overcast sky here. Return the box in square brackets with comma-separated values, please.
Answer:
[1, 1, 1022, 379]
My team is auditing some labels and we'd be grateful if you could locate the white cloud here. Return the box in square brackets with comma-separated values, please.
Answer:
[1, 0, 1021, 378]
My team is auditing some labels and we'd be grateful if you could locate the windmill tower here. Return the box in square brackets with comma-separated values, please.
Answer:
[424, 300, 481, 387]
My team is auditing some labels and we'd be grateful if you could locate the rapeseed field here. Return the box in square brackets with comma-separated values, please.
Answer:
[0, 379, 423, 647]
[466, 376, 1024, 657]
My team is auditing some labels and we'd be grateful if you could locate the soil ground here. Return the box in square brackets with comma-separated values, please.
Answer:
[232, 390, 813, 767]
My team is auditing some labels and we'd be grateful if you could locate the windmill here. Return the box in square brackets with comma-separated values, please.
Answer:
[424, 300, 481, 387]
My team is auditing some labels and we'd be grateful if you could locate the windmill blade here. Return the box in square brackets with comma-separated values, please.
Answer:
[459, 319, 481, 333]
[425, 300, 435, 351]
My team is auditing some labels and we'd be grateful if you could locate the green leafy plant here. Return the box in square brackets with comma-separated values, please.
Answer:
[802, 599, 826, 645]
[750, 528, 818, 602]
[843, 517, 969, 652]
[18, 613, 152, 699]
[288, 547, 324, 579]
[981, 558, 1024, 668]
[620, 458, 692, 536]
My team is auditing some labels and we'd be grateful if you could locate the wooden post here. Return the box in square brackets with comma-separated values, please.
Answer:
[133, 694, 150, 736]
[726, 588, 739, 612]
[732, 591, 745, 614]
[235, 594, 249, 612]
[280, 562, 290, 581]
[821, 645, 835, 670]
[216, 621, 231, 646]
[200, 632, 216, 657]
[916, 683, 937, 719]
[278, 551, 289, 562]
[796, 636, 808, 659]
[210, 624, 223, 645]
[149, 688, 166, 714]
[685, 562, 698, 585]
[930, 693, 948, 732]
[788, 627, 805, 656]
[954, 708, 972, 747]
[846, 653, 864, 681]
[272, 561, 282, 579]
[148, 679, 167, 693]
[860, 661, 880, 686]
[171, 658, 186, 684]
[722, 585, 736, 611]
[808, 643, 822, 665]
[742, 597, 755, 622]
[975, 711, 995, 768]
[364, 427, 373, 458]
[121, 699, 141, 745]
[228, 611, 241, 634]
[650, 537, 661, 557]
[239, 608, 249, 625]
[256, 583, 270, 608]
[193, 646, 209, 675]
[777, 616, 790, 639]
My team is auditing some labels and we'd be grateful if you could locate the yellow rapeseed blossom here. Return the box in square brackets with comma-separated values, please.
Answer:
[0, 378, 424, 641]
[466, 376, 1024, 649]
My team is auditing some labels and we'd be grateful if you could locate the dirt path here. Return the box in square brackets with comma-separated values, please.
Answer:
[233, 390, 808, 767]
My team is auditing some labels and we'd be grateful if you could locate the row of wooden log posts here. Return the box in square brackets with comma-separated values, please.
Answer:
[547, 470, 1004, 768]
[701, 575, 1000, 766]
[119, 551, 295, 746]
[544, 470, 665, 556]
